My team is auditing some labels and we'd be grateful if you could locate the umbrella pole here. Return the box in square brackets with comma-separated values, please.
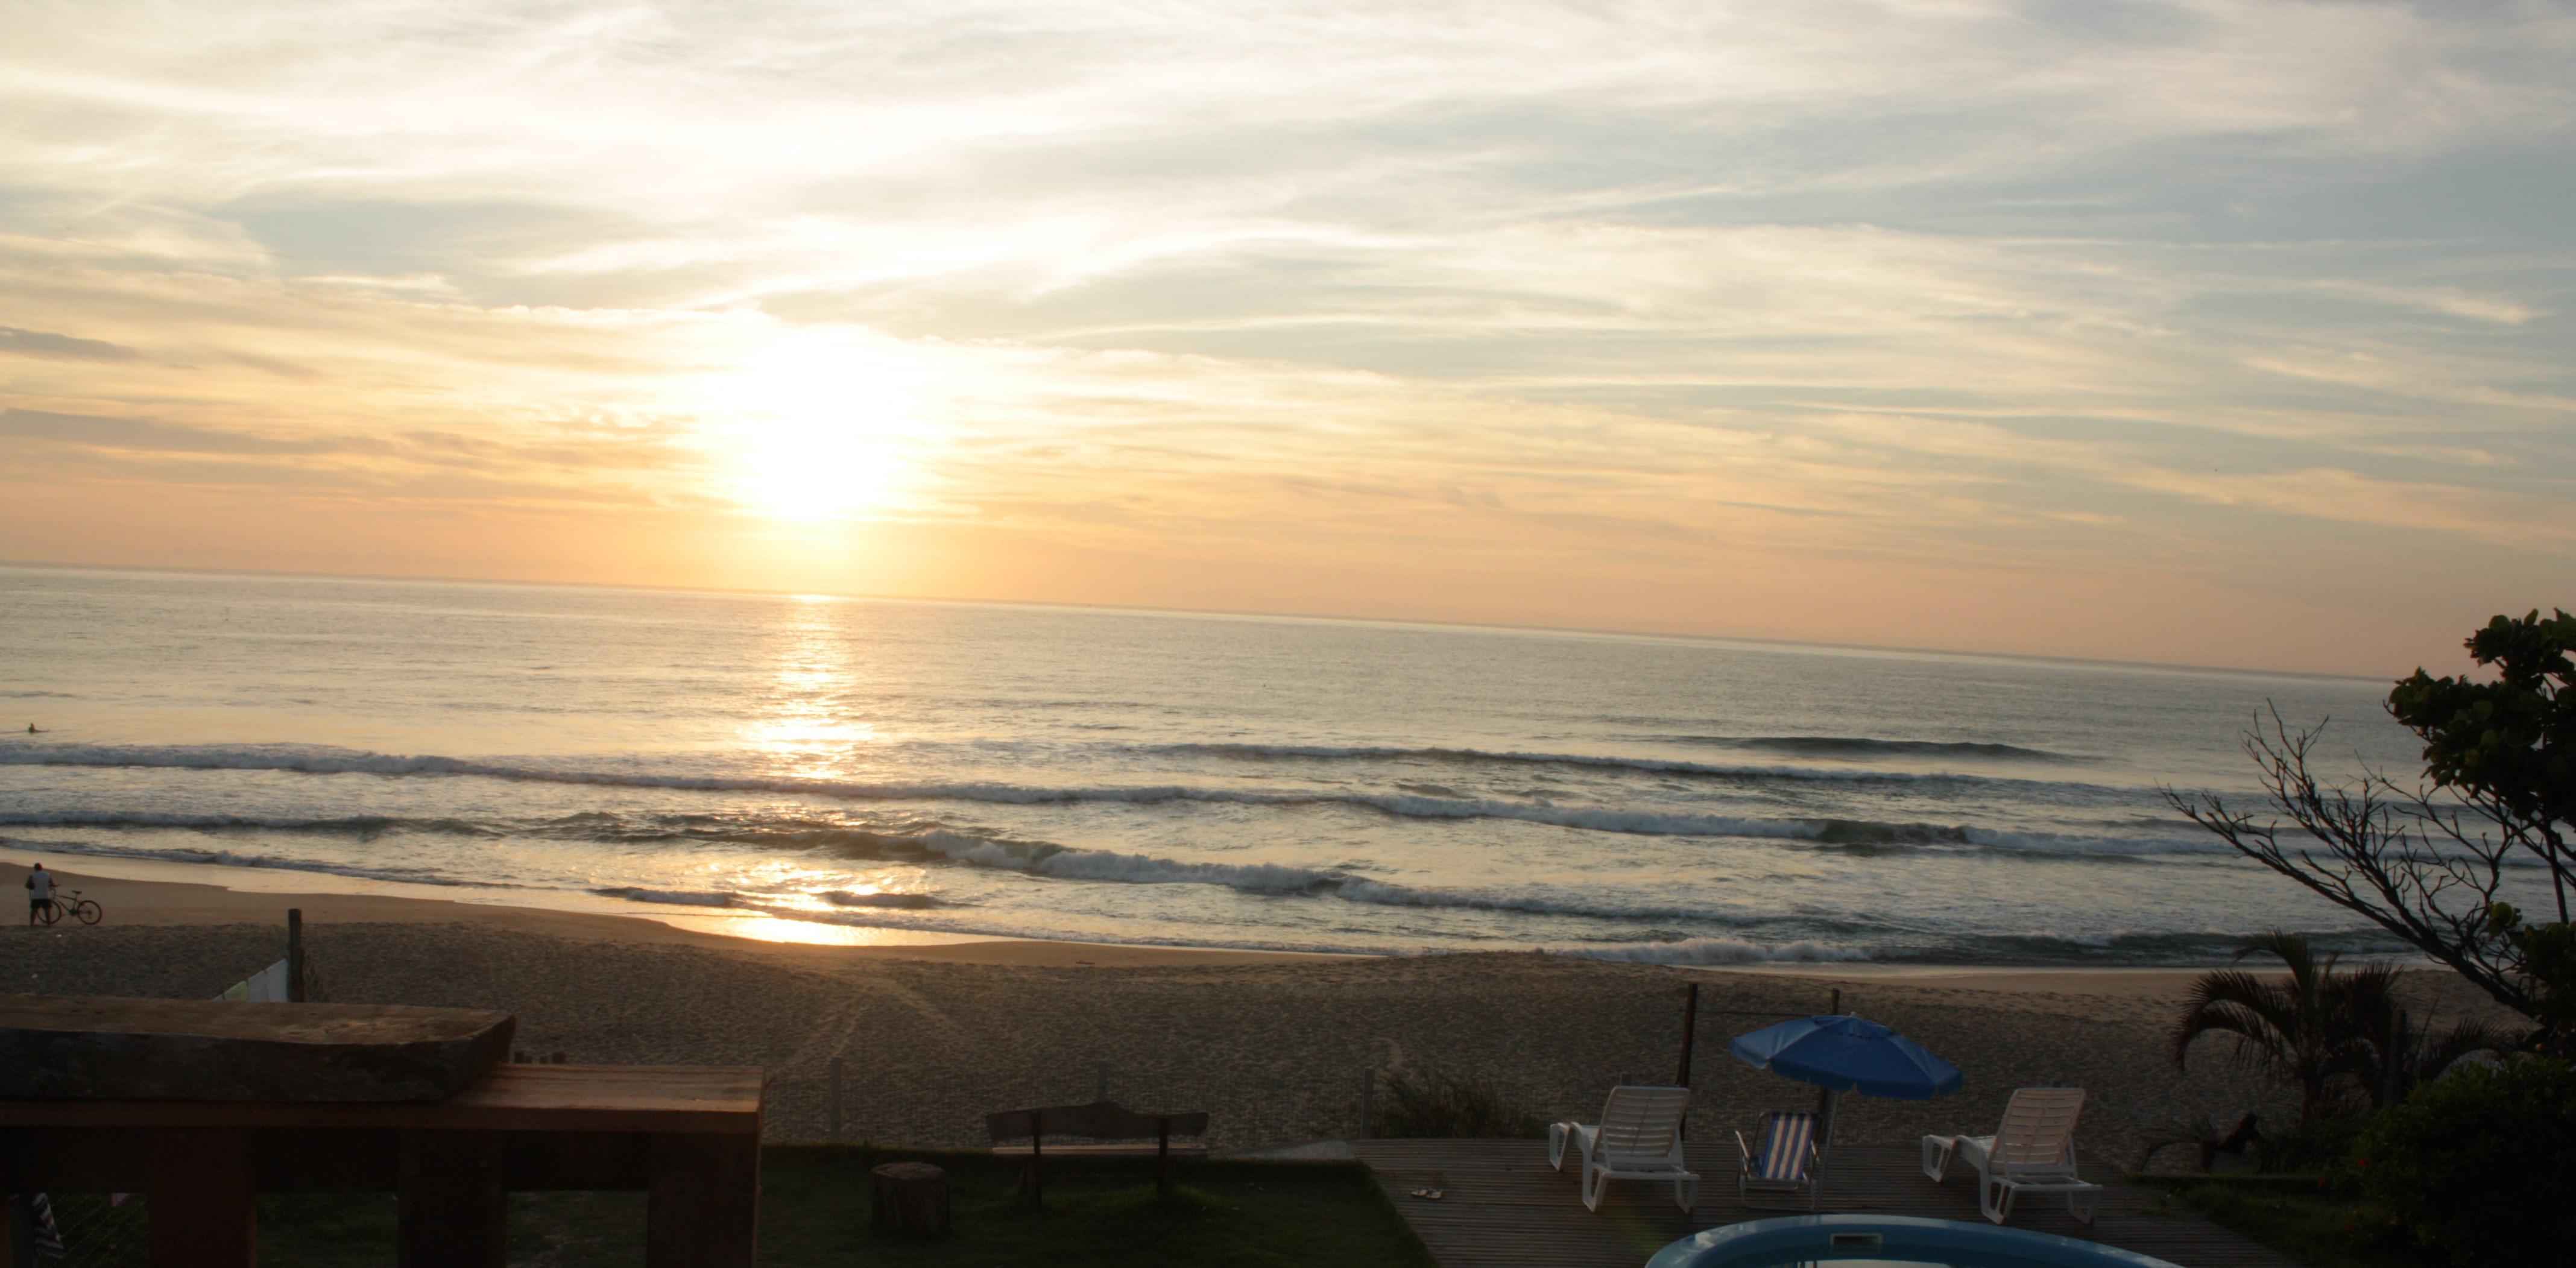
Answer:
[1816, 1088, 1839, 1155]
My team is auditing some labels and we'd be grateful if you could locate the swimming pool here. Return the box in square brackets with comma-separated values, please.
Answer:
[1646, 1215, 2183, 1268]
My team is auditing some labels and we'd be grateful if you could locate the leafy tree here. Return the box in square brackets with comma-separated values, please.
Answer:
[2388, 610, 2576, 921]
[2168, 610, 2575, 1049]
[2171, 932, 2508, 1126]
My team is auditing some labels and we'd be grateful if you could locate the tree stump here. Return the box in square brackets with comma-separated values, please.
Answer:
[870, 1162, 950, 1235]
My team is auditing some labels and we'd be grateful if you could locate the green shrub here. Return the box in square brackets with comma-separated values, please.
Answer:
[1369, 1069, 1542, 1138]
[2250, 1114, 2366, 1178]
[2349, 1056, 2576, 1266]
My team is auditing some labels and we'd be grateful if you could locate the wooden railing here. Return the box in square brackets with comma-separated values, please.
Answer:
[0, 1063, 763, 1267]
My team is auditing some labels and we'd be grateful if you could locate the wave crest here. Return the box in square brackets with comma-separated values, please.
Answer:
[1560, 938, 1871, 965]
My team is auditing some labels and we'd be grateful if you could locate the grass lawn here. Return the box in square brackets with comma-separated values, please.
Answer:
[239, 1144, 1436, 1267]
[2148, 1176, 2420, 1268]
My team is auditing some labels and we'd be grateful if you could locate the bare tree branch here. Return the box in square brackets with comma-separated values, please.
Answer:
[2164, 707, 2542, 1020]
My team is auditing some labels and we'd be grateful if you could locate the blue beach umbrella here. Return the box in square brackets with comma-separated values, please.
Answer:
[1731, 1015, 1964, 1100]
[1731, 1014, 1962, 1150]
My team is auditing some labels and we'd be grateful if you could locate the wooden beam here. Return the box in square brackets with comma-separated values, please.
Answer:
[148, 1126, 254, 1268]
[2, 1125, 672, 1193]
[0, 1064, 764, 1134]
[0, 994, 510, 1103]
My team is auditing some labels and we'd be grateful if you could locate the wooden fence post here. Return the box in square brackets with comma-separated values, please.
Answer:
[1675, 982, 1699, 1087]
[286, 909, 306, 1003]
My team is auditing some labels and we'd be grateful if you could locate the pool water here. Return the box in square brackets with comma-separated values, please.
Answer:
[1646, 1216, 2183, 1268]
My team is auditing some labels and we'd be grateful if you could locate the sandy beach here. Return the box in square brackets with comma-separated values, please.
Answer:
[7, 855, 2505, 1170]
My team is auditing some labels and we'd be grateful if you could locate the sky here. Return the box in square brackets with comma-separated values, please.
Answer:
[2, 0, 2571, 677]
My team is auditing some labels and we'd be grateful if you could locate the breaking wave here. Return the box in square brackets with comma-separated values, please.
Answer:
[593, 886, 735, 907]
[0, 744, 2137, 844]
[0, 834, 485, 888]
[1144, 740, 2073, 783]
[0, 798, 2250, 868]
[1558, 937, 1872, 965]
[0, 740, 2104, 800]
[1648, 735, 2084, 762]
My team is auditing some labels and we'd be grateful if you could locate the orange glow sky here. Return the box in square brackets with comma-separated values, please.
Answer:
[4, 1, 2571, 677]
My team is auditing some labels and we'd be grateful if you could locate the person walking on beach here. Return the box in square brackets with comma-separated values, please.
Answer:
[27, 863, 55, 926]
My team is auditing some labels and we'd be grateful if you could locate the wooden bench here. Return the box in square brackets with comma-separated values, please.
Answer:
[985, 1099, 1209, 1203]
[0, 1063, 763, 1267]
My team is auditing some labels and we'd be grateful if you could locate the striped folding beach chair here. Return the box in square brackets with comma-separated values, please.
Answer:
[31, 1191, 67, 1258]
[1735, 1110, 1823, 1210]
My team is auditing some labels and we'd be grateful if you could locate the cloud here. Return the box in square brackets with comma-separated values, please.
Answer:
[0, 327, 139, 362]
[1, 0, 2572, 670]
[0, 409, 353, 455]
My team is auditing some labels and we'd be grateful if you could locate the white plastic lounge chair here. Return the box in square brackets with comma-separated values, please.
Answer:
[1547, 1085, 1697, 1212]
[1921, 1087, 2101, 1225]
[1735, 1109, 1823, 1210]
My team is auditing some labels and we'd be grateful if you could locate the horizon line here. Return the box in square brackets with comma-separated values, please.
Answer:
[0, 555, 2398, 687]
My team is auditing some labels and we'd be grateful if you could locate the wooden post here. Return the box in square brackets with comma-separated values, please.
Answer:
[1156, 1119, 1173, 1197]
[148, 1126, 254, 1268]
[1816, 990, 1841, 1123]
[397, 1130, 505, 1267]
[1676, 982, 1699, 1087]
[1358, 1064, 1374, 1139]
[829, 1058, 844, 1140]
[287, 908, 306, 1003]
[647, 1132, 760, 1268]
[1027, 1120, 1044, 1207]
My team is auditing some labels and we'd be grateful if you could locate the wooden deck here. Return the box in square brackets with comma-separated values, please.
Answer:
[1351, 1140, 2296, 1268]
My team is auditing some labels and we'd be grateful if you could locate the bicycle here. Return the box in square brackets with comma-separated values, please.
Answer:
[34, 889, 102, 926]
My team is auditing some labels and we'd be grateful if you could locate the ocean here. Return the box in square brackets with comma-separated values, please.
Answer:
[0, 564, 2461, 964]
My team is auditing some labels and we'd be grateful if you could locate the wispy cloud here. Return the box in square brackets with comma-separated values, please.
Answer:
[0, 327, 139, 362]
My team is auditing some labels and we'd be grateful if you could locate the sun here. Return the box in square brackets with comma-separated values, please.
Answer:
[723, 339, 924, 520]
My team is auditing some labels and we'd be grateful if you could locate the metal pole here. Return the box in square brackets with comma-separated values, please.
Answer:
[1827, 987, 1840, 1016]
[287, 908, 306, 1003]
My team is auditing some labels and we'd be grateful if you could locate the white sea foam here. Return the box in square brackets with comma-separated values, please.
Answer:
[1559, 937, 1872, 965]
[0, 834, 481, 888]
[0, 744, 1875, 840]
[1329, 878, 1732, 922]
[1152, 742, 1968, 784]
[590, 887, 736, 907]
